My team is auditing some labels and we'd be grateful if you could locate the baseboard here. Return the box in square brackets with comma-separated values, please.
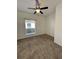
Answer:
[17, 34, 54, 41]
[54, 41, 62, 46]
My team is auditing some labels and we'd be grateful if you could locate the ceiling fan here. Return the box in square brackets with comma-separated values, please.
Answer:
[28, 0, 48, 14]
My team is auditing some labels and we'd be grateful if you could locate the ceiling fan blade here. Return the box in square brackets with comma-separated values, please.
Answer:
[28, 8, 36, 10]
[40, 11, 43, 14]
[40, 7, 48, 10]
[34, 11, 36, 14]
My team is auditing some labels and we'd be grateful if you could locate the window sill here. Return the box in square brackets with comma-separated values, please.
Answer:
[26, 33, 35, 36]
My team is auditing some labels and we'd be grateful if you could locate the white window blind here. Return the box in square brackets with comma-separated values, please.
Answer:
[25, 20, 36, 35]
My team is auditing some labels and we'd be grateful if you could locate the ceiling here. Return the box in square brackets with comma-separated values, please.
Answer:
[17, 0, 61, 15]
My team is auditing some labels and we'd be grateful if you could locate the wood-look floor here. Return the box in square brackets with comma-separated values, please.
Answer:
[17, 34, 62, 59]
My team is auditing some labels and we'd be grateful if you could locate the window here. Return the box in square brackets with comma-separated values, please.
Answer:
[25, 20, 36, 35]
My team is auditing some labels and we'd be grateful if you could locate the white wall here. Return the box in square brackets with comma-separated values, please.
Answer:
[54, 3, 62, 46]
[17, 11, 46, 39]
[45, 13, 55, 37]
[45, 3, 62, 46]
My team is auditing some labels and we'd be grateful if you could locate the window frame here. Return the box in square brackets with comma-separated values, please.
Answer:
[25, 20, 36, 35]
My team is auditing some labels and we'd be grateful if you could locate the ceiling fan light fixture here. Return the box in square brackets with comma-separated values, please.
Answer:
[28, 0, 48, 14]
[35, 9, 40, 13]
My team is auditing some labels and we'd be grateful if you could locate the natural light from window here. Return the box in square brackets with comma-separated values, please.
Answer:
[25, 20, 36, 35]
